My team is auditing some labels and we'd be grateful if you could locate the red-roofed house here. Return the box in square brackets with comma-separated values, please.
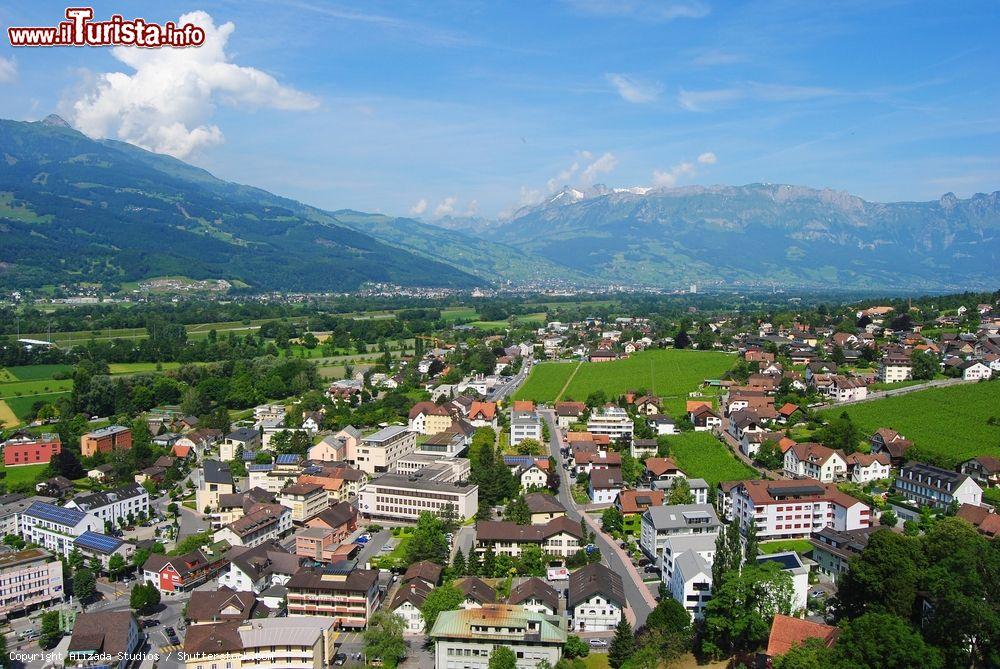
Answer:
[764, 614, 838, 659]
[468, 402, 498, 428]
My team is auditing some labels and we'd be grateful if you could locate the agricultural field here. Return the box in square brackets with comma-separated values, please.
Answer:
[4, 392, 71, 423]
[515, 349, 735, 416]
[666, 431, 758, 486]
[819, 380, 1000, 466]
[4, 364, 73, 380]
[470, 312, 547, 329]
[107, 362, 183, 374]
[513, 362, 579, 402]
[441, 306, 478, 321]
[0, 378, 73, 398]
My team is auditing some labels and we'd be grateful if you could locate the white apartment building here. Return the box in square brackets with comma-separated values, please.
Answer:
[355, 425, 417, 475]
[0, 548, 64, 619]
[658, 533, 717, 619]
[730, 479, 871, 540]
[510, 411, 543, 447]
[183, 617, 336, 669]
[213, 504, 292, 548]
[639, 504, 721, 559]
[878, 356, 912, 383]
[474, 517, 584, 559]
[358, 473, 479, 522]
[20, 502, 103, 557]
[783, 443, 848, 482]
[586, 406, 634, 441]
[278, 482, 330, 523]
[568, 564, 625, 633]
[431, 605, 567, 669]
[64, 483, 150, 528]
[845, 453, 892, 484]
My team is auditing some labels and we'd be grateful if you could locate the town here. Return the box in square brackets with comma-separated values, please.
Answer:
[0, 290, 998, 669]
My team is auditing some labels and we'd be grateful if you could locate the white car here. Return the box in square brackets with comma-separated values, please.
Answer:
[588, 638, 608, 648]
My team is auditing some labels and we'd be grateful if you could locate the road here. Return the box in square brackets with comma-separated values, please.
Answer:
[488, 357, 533, 401]
[538, 409, 655, 628]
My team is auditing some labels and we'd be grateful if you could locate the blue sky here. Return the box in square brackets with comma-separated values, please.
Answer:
[0, 1, 998, 218]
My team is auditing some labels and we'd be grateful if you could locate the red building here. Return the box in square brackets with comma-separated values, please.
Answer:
[80, 426, 132, 457]
[2, 434, 62, 467]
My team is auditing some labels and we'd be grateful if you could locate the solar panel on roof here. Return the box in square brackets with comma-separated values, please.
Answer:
[26, 502, 87, 525]
[276, 454, 301, 464]
[248, 464, 273, 472]
[74, 531, 123, 554]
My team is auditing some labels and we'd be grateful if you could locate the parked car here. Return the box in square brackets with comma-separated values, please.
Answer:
[333, 653, 347, 666]
[810, 588, 827, 599]
[164, 627, 179, 644]
[589, 638, 609, 648]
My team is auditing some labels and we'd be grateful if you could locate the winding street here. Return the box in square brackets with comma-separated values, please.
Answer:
[538, 408, 656, 628]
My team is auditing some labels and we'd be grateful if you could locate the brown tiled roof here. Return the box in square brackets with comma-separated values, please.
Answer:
[616, 489, 665, 515]
[513, 400, 536, 412]
[183, 621, 243, 655]
[143, 549, 208, 578]
[476, 516, 583, 543]
[524, 492, 565, 515]
[568, 563, 625, 608]
[409, 401, 449, 419]
[403, 561, 442, 586]
[281, 482, 324, 497]
[456, 577, 496, 603]
[555, 402, 586, 417]
[286, 567, 379, 593]
[644, 457, 680, 477]
[186, 587, 262, 623]
[390, 579, 433, 611]
[308, 501, 357, 529]
[469, 401, 497, 420]
[226, 503, 288, 538]
[845, 452, 890, 467]
[589, 468, 623, 490]
[508, 577, 559, 612]
[765, 614, 838, 657]
[68, 611, 137, 656]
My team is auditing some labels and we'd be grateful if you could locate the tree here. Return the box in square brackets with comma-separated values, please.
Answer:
[773, 637, 833, 669]
[505, 496, 531, 525]
[363, 612, 407, 669]
[667, 477, 694, 505]
[563, 635, 590, 659]
[608, 617, 636, 669]
[830, 613, 941, 669]
[73, 568, 96, 603]
[487, 646, 517, 669]
[601, 507, 624, 535]
[450, 549, 467, 577]
[711, 522, 743, 595]
[879, 509, 898, 527]
[754, 439, 784, 470]
[744, 523, 759, 562]
[108, 553, 126, 581]
[835, 529, 919, 621]
[910, 350, 938, 380]
[130, 581, 161, 614]
[815, 411, 861, 454]
[519, 544, 545, 576]
[700, 563, 793, 658]
[405, 512, 449, 565]
[420, 583, 464, 632]
[674, 330, 691, 349]
[40, 610, 62, 650]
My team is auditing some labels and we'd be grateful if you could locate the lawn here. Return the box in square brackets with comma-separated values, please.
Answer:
[582, 655, 609, 669]
[517, 349, 735, 417]
[0, 463, 49, 488]
[667, 432, 758, 486]
[513, 362, 579, 402]
[819, 380, 1000, 466]
[759, 539, 813, 556]
[441, 307, 478, 321]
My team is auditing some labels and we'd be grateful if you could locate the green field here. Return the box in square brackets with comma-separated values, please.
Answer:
[441, 307, 478, 321]
[515, 349, 735, 416]
[0, 378, 73, 398]
[0, 463, 49, 488]
[819, 381, 1000, 466]
[107, 362, 183, 374]
[667, 431, 758, 486]
[4, 364, 73, 380]
[4, 392, 71, 421]
[470, 312, 547, 329]
[513, 362, 579, 402]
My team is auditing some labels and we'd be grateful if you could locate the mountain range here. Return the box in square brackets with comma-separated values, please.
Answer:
[0, 115, 997, 292]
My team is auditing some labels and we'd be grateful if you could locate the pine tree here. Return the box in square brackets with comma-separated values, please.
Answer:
[482, 544, 497, 577]
[744, 523, 759, 563]
[451, 549, 467, 577]
[608, 616, 636, 668]
[467, 549, 482, 576]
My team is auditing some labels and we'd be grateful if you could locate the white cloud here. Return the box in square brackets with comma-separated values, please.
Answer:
[464, 200, 479, 216]
[652, 162, 695, 187]
[678, 87, 742, 112]
[0, 57, 16, 83]
[653, 151, 716, 186]
[581, 152, 619, 183]
[433, 196, 457, 218]
[546, 161, 580, 192]
[564, 0, 710, 21]
[409, 198, 428, 216]
[605, 73, 661, 103]
[70, 11, 318, 158]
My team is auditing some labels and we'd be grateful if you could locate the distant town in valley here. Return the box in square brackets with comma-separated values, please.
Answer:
[1, 287, 998, 669]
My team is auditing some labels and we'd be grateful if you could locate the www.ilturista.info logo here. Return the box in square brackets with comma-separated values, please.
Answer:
[7, 8, 206, 48]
